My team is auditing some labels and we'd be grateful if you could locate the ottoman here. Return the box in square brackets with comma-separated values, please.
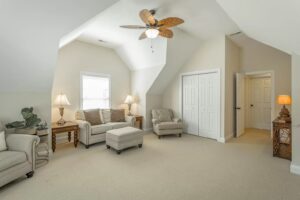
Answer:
[106, 127, 143, 154]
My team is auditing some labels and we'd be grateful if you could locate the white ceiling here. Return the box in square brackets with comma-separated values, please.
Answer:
[216, 0, 300, 55]
[78, 0, 240, 70]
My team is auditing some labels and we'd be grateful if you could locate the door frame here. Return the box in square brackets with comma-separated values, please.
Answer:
[179, 68, 221, 141]
[244, 70, 275, 137]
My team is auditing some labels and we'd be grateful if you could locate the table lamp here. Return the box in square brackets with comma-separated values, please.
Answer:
[277, 95, 291, 122]
[54, 93, 71, 125]
[124, 95, 134, 116]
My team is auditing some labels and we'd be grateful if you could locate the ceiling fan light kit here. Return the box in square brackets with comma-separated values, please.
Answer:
[120, 9, 184, 40]
[145, 29, 159, 38]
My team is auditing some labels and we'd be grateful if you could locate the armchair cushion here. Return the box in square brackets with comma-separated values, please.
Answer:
[0, 131, 7, 151]
[0, 151, 27, 172]
[6, 134, 39, 165]
[156, 122, 183, 130]
[152, 109, 173, 122]
[172, 118, 182, 123]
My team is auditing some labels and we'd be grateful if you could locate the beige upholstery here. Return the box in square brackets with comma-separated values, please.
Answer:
[152, 109, 183, 138]
[75, 109, 135, 148]
[106, 127, 143, 154]
[0, 121, 40, 187]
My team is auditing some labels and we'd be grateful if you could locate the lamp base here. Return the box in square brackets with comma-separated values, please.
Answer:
[56, 118, 66, 126]
[277, 105, 291, 122]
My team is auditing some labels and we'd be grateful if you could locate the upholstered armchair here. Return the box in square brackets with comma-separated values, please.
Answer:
[0, 122, 40, 187]
[151, 109, 183, 139]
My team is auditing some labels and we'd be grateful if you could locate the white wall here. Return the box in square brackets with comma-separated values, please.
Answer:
[239, 37, 292, 118]
[0, 0, 117, 126]
[225, 37, 241, 139]
[52, 40, 131, 122]
[291, 54, 300, 175]
[162, 36, 226, 140]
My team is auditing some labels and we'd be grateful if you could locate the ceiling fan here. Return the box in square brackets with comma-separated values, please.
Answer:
[120, 9, 184, 40]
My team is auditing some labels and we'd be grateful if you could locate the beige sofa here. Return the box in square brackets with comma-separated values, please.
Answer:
[152, 109, 183, 139]
[75, 109, 135, 148]
[0, 122, 40, 188]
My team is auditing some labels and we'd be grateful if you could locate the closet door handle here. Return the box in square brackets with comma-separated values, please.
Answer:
[235, 107, 241, 110]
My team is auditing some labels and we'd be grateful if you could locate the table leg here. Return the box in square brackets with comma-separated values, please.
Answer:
[52, 132, 56, 153]
[74, 130, 78, 148]
[68, 132, 71, 142]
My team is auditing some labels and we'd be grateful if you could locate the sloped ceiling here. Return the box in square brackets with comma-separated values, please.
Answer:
[78, 0, 240, 71]
[0, 0, 118, 92]
[216, 0, 300, 54]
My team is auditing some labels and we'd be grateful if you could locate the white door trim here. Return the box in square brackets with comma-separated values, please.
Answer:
[179, 68, 221, 141]
[244, 70, 275, 137]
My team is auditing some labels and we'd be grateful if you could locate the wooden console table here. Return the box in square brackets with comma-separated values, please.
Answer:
[51, 122, 79, 152]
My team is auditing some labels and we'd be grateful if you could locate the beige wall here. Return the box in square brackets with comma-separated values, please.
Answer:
[240, 37, 292, 116]
[291, 54, 300, 175]
[52, 40, 131, 122]
[225, 37, 241, 139]
[162, 36, 227, 140]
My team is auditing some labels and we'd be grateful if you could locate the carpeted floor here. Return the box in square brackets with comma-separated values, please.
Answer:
[0, 129, 300, 200]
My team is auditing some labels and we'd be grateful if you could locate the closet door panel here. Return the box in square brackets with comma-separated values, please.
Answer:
[182, 75, 199, 135]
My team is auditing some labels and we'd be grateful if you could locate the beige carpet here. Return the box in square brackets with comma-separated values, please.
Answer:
[1, 129, 300, 200]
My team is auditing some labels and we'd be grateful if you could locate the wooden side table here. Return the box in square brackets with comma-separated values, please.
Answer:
[51, 122, 79, 152]
[134, 115, 143, 130]
[273, 119, 292, 160]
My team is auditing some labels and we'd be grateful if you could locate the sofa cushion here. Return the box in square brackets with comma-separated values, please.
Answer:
[111, 109, 125, 122]
[107, 122, 131, 129]
[100, 109, 111, 123]
[157, 122, 183, 130]
[0, 151, 27, 172]
[0, 131, 7, 152]
[84, 109, 102, 125]
[91, 124, 112, 135]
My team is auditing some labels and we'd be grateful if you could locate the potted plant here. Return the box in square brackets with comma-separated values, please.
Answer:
[6, 107, 45, 135]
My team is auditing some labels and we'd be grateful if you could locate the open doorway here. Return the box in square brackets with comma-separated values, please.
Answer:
[235, 71, 275, 137]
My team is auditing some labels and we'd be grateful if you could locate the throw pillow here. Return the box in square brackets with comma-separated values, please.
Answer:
[111, 109, 125, 122]
[100, 109, 111, 123]
[83, 109, 102, 126]
[158, 109, 172, 122]
[0, 131, 7, 152]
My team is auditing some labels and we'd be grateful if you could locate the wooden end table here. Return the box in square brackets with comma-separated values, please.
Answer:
[134, 115, 143, 130]
[51, 122, 79, 152]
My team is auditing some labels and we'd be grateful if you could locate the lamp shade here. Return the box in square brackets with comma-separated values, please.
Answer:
[54, 94, 71, 107]
[277, 95, 291, 105]
[145, 29, 159, 39]
[124, 95, 134, 104]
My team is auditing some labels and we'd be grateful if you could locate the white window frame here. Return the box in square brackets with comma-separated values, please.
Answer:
[80, 71, 111, 110]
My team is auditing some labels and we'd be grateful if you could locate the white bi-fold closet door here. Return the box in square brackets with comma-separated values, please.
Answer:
[182, 71, 220, 140]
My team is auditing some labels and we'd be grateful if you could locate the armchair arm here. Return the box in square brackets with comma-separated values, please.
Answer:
[152, 119, 159, 125]
[172, 118, 182, 123]
[125, 116, 135, 127]
[6, 134, 40, 170]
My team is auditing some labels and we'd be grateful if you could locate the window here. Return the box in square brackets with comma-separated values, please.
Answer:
[80, 73, 110, 110]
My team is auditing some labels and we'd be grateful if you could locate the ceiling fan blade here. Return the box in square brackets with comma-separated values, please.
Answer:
[120, 25, 147, 29]
[139, 9, 156, 25]
[139, 32, 147, 40]
[158, 17, 184, 28]
[159, 28, 173, 38]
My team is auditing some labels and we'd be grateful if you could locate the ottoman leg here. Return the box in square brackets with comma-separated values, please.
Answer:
[117, 150, 122, 155]
[106, 145, 111, 149]
[138, 144, 143, 148]
[179, 134, 182, 137]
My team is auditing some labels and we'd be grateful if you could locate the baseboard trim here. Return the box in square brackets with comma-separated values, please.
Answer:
[290, 163, 300, 175]
[217, 134, 233, 143]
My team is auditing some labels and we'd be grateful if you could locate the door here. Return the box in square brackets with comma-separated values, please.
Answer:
[198, 72, 219, 139]
[235, 73, 245, 137]
[249, 77, 271, 130]
[182, 75, 199, 135]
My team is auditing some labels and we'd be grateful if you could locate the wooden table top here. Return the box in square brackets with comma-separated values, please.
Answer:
[51, 121, 78, 129]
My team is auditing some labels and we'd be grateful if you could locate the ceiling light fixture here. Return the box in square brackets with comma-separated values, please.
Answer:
[145, 29, 159, 39]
